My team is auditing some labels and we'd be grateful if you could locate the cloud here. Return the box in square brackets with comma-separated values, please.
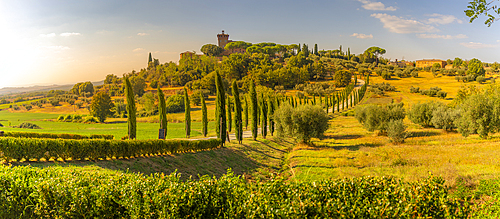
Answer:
[40, 33, 56, 37]
[351, 33, 374, 39]
[137, 33, 149, 36]
[371, 13, 439, 33]
[424, 14, 463, 25]
[60, 32, 81, 37]
[460, 42, 498, 49]
[417, 34, 468, 39]
[133, 48, 144, 52]
[358, 0, 396, 11]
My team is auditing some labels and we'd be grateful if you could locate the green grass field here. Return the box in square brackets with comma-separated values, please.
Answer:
[0, 111, 211, 140]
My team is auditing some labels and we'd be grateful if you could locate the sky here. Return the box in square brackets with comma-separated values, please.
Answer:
[0, 0, 499, 89]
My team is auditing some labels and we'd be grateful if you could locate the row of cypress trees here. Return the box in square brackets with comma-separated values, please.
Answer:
[124, 74, 367, 142]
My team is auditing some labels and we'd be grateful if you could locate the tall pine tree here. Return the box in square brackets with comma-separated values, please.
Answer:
[215, 71, 226, 144]
[250, 80, 258, 140]
[268, 96, 275, 136]
[201, 93, 208, 137]
[232, 81, 243, 144]
[125, 77, 136, 139]
[157, 87, 167, 139]
[184, 87, 191, 138]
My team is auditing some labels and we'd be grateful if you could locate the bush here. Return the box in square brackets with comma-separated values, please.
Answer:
[0, 137, 222, 162]
[476, 76, 486, 83]
[387, 119, 408, 143]
[437, 91, 447, 99]
[411, 71, 419, 78]
[274, 104, 329, 143]
[57, 115, 64, 121]
[83, 116, 98, 124]
[371, 83, 395, 92]
[64, 114, 73, 122]
[431, 106, 460, 131]
[14, 122, 41, 129]
[409, 86, 420, 93]
[408, 102, 441, 127]
[355, 103, 406, 135]
[381, 71, 391, 80]
[165, 94, 185, 113]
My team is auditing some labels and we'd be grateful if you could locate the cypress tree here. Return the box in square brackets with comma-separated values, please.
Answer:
[261, 94, 267, 139]
[313, 95, 316, 105]
[299, 97, 302, 105]
[227, 95, 232, 132]
[250, 80, 258, 140]
[269, 96, 275, 136]
[124, 77, 136, 139]
[244, 96, 248, 130]
[336, 93, 340, 112]
[184, 87, 191, 138]
[215, 71, 226, 144]
[148, 52, 152, 63]
[347, 48, 351, 60]
[298, 43, 301, 52]
[294, 98, 297, 108]
[232, 81, 243, 144]
[157, 87, 167, 139]
[291, 96, 295, 108]
[201, 92, 208, 137]
[326, 96, 329, 114]
[314, 44, 319, 56]
[342, 92, 345, 111]
[319, 95, 322, 106]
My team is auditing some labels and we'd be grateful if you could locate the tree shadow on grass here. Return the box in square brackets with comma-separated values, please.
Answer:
[302, 142, 383, 151]
[408, 130, 441, 138]
[11, 147, 263, 181]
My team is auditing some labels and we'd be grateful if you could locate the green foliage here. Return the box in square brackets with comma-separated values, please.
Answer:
[201, 93, 208, 137]
[431, 105, 461, 131]
[215, 71, 226, 144]
[158, 87, 168, 137]
[184, 87, 191, 138]
[355, 103, 406, 135]
[4, 132, 113, 140]
[476, 76, 486, 83]
[467, 58, 486, 80]
[334, 70, 352, 87]
[201, 44, 223, 56]
[14, 122, 41, 129]
[165, 94, 185, 113]
[244, 96, 248, 130]
[274, 104, 329, 143]
[408, 102, 441, 127]
[0, 137, 221, 162]
[260, 94, 267, 139]
[89, 92, 114, 123]
[125, 77, 137, 139]
[227, 95, 232, 132]
[0, 166, 470, 218]
[129, 76, 146, 97]
[387, 119, 408, 143]
[250, 80, 258, 140]
[465, 0, 500, 26]
[232, 81, 243, 143]
[457, 92, 497, 138]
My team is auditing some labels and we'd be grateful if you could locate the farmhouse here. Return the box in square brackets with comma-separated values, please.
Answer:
[387, 59, 414, 68]
[415, 59, 447, 68]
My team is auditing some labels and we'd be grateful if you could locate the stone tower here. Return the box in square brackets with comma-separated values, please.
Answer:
[217, 30, 229, 49]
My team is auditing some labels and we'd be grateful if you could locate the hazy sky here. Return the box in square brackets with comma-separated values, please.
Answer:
[0, 0, 499, 89]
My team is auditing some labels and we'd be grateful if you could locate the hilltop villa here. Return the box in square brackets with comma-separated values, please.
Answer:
[415, 59, 447, 68]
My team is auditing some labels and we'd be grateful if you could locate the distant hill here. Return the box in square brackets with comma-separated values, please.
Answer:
[0, 80, 104, 96]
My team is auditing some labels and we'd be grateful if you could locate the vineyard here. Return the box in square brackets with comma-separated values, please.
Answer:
[0, 165, 471, 218]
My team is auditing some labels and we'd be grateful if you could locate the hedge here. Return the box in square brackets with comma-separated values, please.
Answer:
[0, 137, 222, 161]
[0, 166, 471, 218]
[3, 132, 114, 140]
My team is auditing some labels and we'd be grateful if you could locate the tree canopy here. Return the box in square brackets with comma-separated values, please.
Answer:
[364, 46, 386, 57]
[201, 44, 223, 56]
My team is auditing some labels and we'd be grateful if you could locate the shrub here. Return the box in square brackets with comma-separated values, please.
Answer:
[381, 71, 391, 80]
[64, 114, 73, 122]
[165, 94, 185, 113]
[387, 119, 408, 143]
[409, 86, 420, 93]
[83, 116, 97, 124]
[408, 102, 441, 127]
[411, 71, 419, 78]
[4, 132, 113, 140]
[14, 122, 41, 129]
[431, 106, 460, 131]
[476, 76, 486, 83]
[371, 83, 395, 92]
[274, 104, 329, 143]
[437, 91, 447, 99]
[457, 93, 496, 138]
[57, 115, 64, 121]
[355, 103, 406, 135]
